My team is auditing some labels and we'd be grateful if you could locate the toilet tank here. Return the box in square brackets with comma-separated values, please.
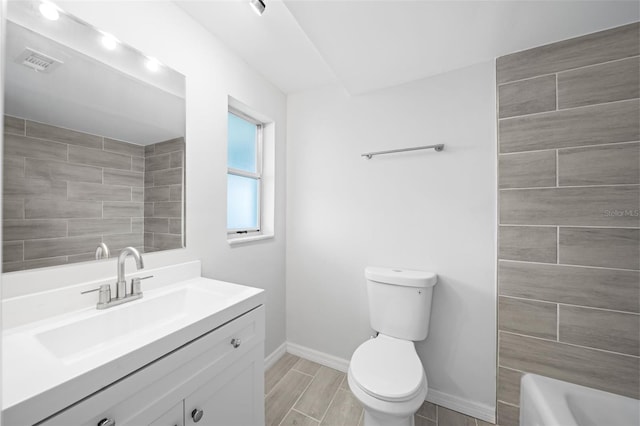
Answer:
[365, 267, 438, 341]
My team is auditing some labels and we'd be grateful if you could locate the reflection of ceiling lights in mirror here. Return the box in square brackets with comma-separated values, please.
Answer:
[249, 0, 266, 16]
[101, 33, 118, 51]
[39, 1, 60, 21]
[145, 57, 161, 72]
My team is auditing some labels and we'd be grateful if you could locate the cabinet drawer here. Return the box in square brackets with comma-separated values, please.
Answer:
[38, 305, 265, 426]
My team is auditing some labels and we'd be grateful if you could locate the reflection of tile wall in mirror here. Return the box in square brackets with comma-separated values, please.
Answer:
[3, 1, 185, 272]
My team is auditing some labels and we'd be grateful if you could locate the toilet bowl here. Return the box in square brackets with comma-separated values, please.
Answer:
[349, 267, 437, 426]
[348, 335, 427, 426]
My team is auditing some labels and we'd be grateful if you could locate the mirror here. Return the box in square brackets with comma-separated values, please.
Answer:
[3, 1, 186, 272]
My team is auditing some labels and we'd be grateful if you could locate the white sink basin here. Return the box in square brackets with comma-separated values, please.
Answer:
[520, 374, 640, 426]
[36, 285, 216, 363]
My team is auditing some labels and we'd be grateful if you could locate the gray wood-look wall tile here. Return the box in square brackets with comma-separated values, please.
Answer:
[558, 56, 640, 109]
[25, 158, 103, 183]
[169, 185, 182, 202]
[559, 305, 640, 356]
[144, 144, 155, 156]
[437, 406, 476, 426]
[69, 146, 131, 170]
[144, 232, 154, 249]
[153, 202, 181, 218]
[4, 177, 67, 200]
[559, 227, 640, 270]
[3, 241, 23, 263]
[24, 198, 102, 219]
[558, 142, 640, 186]
[152, 233, 182, 250]
[103, 202, 144, 218]
[169, 218, 182, 234]
[500, 186, 640, 227]
[499, 99, 640, 153]
[498, 367, 523, 406]
[103, 169, 144, 187]
[68, 252, 102, 263]
[265, 370, 312, 426]
[496, 402, 519, 426]
[499, 226, 557, 263]
[68, 182, 131, 201]
[103, 138, 144, 157]
[320, 389, 363, 426]
[4, 115, 25, 135]
[102, 233, 144, 251]
[498, 296, 557, 339]
[4, 133, 67, 160]
[154, 137, 185, 154]
[3, 220, 67, 241]
[68, 218, 131, 237]
[131, 156, 144, 172]
[498, 74, 557, 118]
[24, 235, 101, 260]
[294, 366, 344, 420]
[3, 256, 67, 272]
[144, 186, 170, 202]
[4, 157, 25, 180]
[153, 168, 183, 186]
[498, 261, 640, 313]
[265, 353, 300, 395]
[26, 121, 102, 149]
[496, 22, 640, 84]
[170, 151, 184, 168]
[144, 218, 169, 233]
[144, 202, 154, 218]
[499, 331, 639, 398]
[132, 218, 143, 234]
[499, 151, 556, 189]
[3, 200, 23, 219]
[145, 154, 171, 172]
[131, 187, 144, 202]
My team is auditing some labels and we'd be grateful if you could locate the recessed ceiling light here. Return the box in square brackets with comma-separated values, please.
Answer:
[249, 0, 266, 16]
[39, 1, 60, 21]
[101, 33, 118, 50]
[145, 57, 161, 72]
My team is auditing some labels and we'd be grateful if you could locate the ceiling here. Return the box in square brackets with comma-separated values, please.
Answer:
[176, 0, 640, 95]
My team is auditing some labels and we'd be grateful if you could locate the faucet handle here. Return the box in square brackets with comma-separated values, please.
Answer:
[131, 275, 154, 295]
[81, 284, 111, 305]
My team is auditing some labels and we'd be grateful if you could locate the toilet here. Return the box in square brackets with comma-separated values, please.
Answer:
[348, 267, 438, 426]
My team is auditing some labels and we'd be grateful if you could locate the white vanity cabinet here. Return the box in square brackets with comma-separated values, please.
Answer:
[38, 305, 265, 426]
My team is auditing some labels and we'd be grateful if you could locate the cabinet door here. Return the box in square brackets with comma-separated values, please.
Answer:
[149, 401, 184, 426]
[185, 345, 264, 426]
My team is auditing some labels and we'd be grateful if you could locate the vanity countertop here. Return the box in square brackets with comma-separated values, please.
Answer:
[2, 273, 264, 425]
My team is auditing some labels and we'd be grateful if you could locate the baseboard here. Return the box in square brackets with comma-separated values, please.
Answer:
[277, 341, 496, 424]
[427, 389, 496, 424]
[264, 341, 287, 370]
[286, 342, 350, 373]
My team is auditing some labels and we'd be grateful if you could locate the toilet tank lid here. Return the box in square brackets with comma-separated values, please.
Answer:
[365, 267, 437, 288]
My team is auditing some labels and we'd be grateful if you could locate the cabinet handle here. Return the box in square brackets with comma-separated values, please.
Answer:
[231, 338, 241, 348]
[191, 408, 204, 422]
[97, 418, 116, 426]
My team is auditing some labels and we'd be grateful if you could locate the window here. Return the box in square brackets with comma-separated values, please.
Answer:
[227, 109, 263, 234]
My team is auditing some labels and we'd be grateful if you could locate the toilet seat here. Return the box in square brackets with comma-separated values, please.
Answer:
[349, 335, 425, 402]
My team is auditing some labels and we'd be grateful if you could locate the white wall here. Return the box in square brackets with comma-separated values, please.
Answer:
[286, 61, 497, 414]
[2, 1, 287, 356]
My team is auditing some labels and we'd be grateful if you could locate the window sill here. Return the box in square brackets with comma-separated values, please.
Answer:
[227, 233, 274, 246]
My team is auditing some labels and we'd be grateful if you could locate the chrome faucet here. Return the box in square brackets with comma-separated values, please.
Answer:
[81, 247, 153, 309]
[116, 247, 144, 299]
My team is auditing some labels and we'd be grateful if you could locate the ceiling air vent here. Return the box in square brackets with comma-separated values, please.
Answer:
[16, 48, 63, 73]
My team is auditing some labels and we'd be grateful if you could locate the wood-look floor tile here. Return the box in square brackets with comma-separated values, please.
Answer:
[293, 358, 322, 376]
[294, 366, 344, 420]
[357, 411, 364, 426]
[497, 402, 519, 426]
[280, 410, 320, 426]
[319, 388, 363, 426]
[476, 420, 496, 426]
[265, 370, 312, 426]
[339, 375, 348, 390]
[266, 353, 300, 395]
[438, 406, 476, 426]
[415, 401, 437, 421]
[414, 414, 437, 426]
